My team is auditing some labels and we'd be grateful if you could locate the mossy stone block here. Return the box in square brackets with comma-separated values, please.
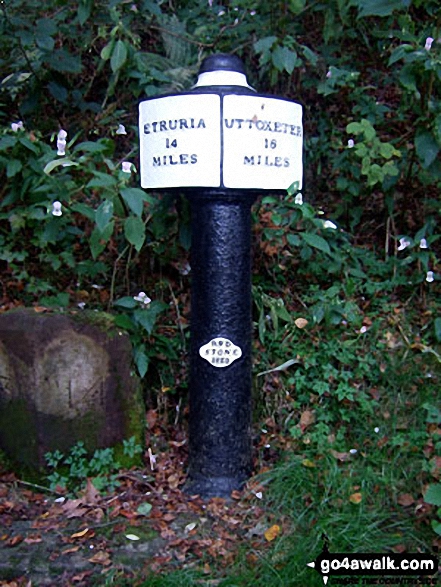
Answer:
[0, 309, 144, 469]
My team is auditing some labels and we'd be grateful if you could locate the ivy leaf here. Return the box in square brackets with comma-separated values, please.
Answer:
[124, 215, 145, 251]
[300, 232, 331, 254]
[111, 40, 128, 73]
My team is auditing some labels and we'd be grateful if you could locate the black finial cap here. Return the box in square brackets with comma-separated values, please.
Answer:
[199, 54, 246, 75]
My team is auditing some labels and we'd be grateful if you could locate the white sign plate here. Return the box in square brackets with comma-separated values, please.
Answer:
[139, 92, 302, 190]
[222, 95, 303, 190]
[199, 337, 242, 368]
[139, 94, 221, 188]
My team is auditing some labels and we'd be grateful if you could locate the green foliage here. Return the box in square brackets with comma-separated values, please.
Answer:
[45, 436, 143, 494]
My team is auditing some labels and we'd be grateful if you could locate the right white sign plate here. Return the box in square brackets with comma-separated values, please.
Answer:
[222, 94, 303, 191]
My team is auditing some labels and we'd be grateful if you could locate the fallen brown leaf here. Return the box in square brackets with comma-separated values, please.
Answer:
[84, 478, 100, 505]
[88, 550, 112, 566]
[300, 409, 315, 431]
[349, 492, 363, 504]
[397, 493, 414, 507]
[330, 450, 351, 462]
[264, 524, 281, 542]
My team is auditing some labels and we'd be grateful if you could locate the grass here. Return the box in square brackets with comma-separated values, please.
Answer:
[126, 293, 440, 587]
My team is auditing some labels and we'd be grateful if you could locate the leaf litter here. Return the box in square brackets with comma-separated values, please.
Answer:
[0, 413, 288, 586]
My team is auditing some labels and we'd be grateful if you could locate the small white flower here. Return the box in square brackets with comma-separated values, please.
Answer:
[426, 271, 434, 283]
[116, 124, 127, 135]
[326, 70, 332, 79]
[218, 9, 225, 15]
[419, 238, 428, 249]
[254, 491, 263, 499]
[425, 37, 434, 51]
[56, 130, 67, 156]
[78, 302, 86, 310]
[359, 325, 368, 334]
[11, 121, 24, 132]
[121, 161, 132, 174]
[250, 10, 256, 16]
[148, 447, 157, 470]
[397, 237, 411, 251]
[374, 427, 380, 433]
[323, 220, 337, 229]
[51, 201, 62, 216]
[134, 291, 152, 305]
[347, 139, 355, 148]
[349, 449, 358, 455]
[294, 192, 303, 205]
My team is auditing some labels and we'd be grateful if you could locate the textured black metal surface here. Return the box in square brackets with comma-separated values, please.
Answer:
[185, 192, 257, 497]
[199, 53, 246, 75]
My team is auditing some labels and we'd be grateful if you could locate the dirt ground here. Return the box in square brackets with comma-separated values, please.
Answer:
[0, 451, 278, 587]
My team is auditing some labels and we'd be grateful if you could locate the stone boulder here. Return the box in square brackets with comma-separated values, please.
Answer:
[0, 308, 145, 470]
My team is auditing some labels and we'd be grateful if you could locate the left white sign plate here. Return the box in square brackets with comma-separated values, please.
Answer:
[139, 94, 221, 188]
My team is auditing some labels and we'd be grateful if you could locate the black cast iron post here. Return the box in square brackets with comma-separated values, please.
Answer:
[139, 54, 303, 498]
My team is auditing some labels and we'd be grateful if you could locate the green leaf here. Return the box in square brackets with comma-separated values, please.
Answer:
[114, 296, 138, 309]
[257, 358, 300, 377]
[124, 216, 145, 251]
[0, 136, 16, 151]
[43, 158, 79, 175]
[287, 234, 301, 247]
[95, 200, 114, 232]
[134, 349, 149, 378]
[87, 173, 117, 189]
[73, 141, 109, 153]
[44, 49, 82, 73]
[379, 142, 395, 159]
[101, 40, 115, 61]
[6, 159, 22, 178]
[415, 132, 440, 169]
[134, 308, 156, 335]
[111, 40, 128, 73]
[353, 0, 409, 18]
[434, 318, 441, 343]
[90, 222, 114, 259]
[70, 202, 95, 221]
[120, 188, 152, 217]
[114, 314, 135, 331]
[272, 46, 297, 74]
[40, 293, 70, 308]
[254, 36, 278, 55]
[137, 502, 152, 516]
[77, 0, 92, 25]
[300, 232, 331, 254]
[424, 484, 441, 507]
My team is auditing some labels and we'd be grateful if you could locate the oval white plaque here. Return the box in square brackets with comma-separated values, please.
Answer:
[199, 337, 242, 368]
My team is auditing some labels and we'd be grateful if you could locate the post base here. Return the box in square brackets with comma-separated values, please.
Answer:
[184, 475, 246, 499]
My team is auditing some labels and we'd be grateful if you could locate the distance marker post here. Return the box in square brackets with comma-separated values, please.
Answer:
[139, 54, 303, 497]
